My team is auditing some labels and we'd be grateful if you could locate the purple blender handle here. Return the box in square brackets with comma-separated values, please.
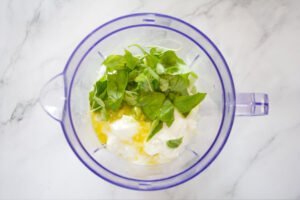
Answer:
[235, 93, 269, 116]
[39, 74, 269, 121]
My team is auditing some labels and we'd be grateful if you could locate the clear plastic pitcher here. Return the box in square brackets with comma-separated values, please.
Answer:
[40, 13, 269, 190]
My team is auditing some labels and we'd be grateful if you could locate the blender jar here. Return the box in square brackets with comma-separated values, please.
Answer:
[40, 13, 269, 190]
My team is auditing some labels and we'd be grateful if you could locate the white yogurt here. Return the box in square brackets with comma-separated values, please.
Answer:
[102, 108, 198, 165]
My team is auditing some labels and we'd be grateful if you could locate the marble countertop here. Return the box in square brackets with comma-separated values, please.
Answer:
[1, 0, 300, 199]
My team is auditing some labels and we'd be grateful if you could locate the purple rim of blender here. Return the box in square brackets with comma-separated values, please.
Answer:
[60, 13, 236, 190]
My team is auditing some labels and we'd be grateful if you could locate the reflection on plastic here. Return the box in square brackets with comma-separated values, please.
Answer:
[39, 73, 65, 122]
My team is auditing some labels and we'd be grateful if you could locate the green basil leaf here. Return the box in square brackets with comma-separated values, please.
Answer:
[129, 44, 148, 54]
[174, 93, 206, 116]
[188, 71, 198, 85]
[128, 69, 140, 81]
[144, 47, 165, 68]
[159, 78, 169, 92]
[166, 137, 183, 148]
[138, 92, 165, 120]
[133, 106, 142, 119]
[149, 47, 164, 57]
[89, 79, 107, 111]
[94, 96, 105, 108]
[126, 81, 138, 91]
[124, 50, 139, 70]
[160, 50, 185, 68]
[165, 66, 180, 74]
[124, 90, 138, 106]
[135, 68, 159, 92]
[167, 92, 177, 102]
[135, 73, 153, 92]
[91, 97, 108, 120]
[103, 55, 126, 71]
[152, 79, 160, 91]
[159, 100, 174, 127]
[156, 63, 165, 74]
[160, 74, 189, 95]
[89, 90, 95, 107]
[189, 85, 197, 94]
[95, 80, 107, 98]
[89, 90, 101, 111]
[147, 119, 163, 141]
[144, 67, 159, 80]
[107, 70, 128, 110]
[168, 74, 189, 94]
[145, 54, 159, 68]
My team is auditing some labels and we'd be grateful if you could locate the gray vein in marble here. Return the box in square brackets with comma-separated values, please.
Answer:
[0, 0, 44, 86]
[0, 99, 38, 127]
[131, 0, 146, 12]
[54, 0, 70, 9]
[230, 0, 287, 49]
[255, 14, 286, 49]
[182, 0, 223, 18]
[226, 123, 300, 198]
[7, 0, 13, 14]
[163, 189, 174, 200]
[227, 0, 255, 11]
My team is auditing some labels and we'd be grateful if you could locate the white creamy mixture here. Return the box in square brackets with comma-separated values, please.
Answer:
[101, 108, 198, 165]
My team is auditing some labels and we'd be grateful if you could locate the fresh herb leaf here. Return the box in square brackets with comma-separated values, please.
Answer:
[94, 96, 105, 108]
[133, 106, 142, 119]
[159, 100, 174, 127]
[89, 90, 95, 107]
[149, 47, 165, 57]
[187, 72, 198, 94]
[89, 91, 101, 112]
[89, 79, 107, 112]
[95, 79, 107, 98]
[135, 73, 153, 92]
[174, 93, 206, 116]
[165, 66, 180, 74]
[166, 137, 183, 148]
[167, 92, 177, 101]
[145, 54, 159, 68]
[100, 108, 108, 120]
[144, 67, 159, 80]
[124, 50, 139, 70]
[103, 55, 126, 71]
[188, 72, 198, 85]
[128, 69, 140, 81]
[135, 68, 159, 92]
[168, 74, 189, 95]
[159, 78, 169, 92]
[189, 85, 197, 94]
[129, 44, 148, 54]
[159, 74, 189, 95]
[107, 70, 128, 110]
[124, 90, 138, 106]
[160, 50, 185, 67]
[147, 119, 163, 141]
[156, 63, 165, 74]
[138, 92, 165, 120]
[152, 79, 160, 91]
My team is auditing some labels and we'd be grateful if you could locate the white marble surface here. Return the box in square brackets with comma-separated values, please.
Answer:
[1, 0, 300, 199]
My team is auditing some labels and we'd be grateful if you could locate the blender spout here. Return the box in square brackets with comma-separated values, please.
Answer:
[39, 73, 66, 122]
